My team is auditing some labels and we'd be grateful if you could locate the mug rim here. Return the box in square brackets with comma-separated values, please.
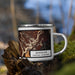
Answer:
[18, 24, 54, 27]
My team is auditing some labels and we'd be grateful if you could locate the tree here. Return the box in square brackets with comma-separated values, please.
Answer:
[69, 13, 75, 41]
[10, 0, 18, 40]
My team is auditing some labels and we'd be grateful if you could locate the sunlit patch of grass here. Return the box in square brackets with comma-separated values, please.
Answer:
[0, 65, 7, 74]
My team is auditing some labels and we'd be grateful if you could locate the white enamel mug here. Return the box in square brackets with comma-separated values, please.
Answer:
[18, 24, 67, 62]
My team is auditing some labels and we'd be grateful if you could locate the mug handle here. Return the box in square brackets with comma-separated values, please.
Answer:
[53, 33, 67, 56]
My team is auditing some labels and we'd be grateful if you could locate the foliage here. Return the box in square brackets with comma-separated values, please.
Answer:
[54, 41, 75, 64]
[55, 62, 75, 75]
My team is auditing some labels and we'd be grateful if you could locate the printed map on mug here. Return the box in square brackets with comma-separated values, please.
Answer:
[19, 30, 52, 58]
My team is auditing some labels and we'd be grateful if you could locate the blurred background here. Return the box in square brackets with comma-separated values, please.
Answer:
[0, 0, 75, 75]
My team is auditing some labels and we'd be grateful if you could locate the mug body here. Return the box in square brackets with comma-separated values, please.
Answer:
[18, 24, 54, 61]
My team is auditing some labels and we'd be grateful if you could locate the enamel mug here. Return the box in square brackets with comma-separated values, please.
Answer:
[18, 24, 67, 62]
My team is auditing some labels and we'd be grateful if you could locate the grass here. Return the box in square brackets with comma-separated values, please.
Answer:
[0, 65, 7, 75]
[55, 62, 75, 75]
[54, 41, 75, 64]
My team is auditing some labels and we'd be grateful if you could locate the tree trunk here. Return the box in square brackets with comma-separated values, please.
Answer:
[69, 14, 75, 41]
[2, 41, 58, 75]
[10, 0, 18, 39]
